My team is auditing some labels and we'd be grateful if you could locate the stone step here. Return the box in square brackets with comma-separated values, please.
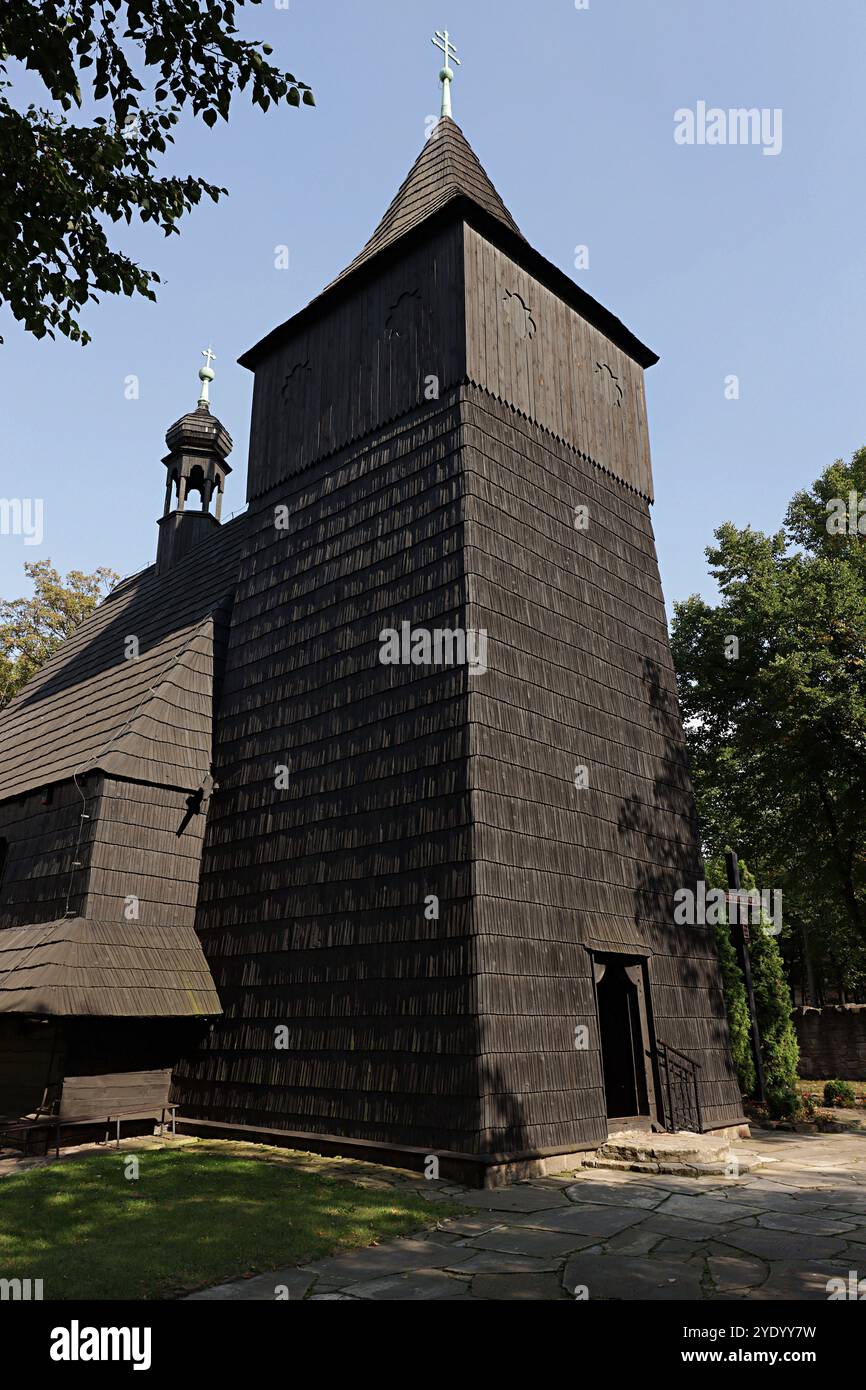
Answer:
[582, 1155, 762, 1176]
[584, 1128, 764, 1177]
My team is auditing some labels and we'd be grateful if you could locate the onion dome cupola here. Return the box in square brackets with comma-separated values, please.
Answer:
[156, 348, 233, 574]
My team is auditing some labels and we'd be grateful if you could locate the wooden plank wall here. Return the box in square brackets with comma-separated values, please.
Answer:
[173, 392, 487, 1152]
[463, 225, 654, 501]
[462, 387, 743, 1138]
[0, 1017, 60, 1116]
[245, 223, 466, 502]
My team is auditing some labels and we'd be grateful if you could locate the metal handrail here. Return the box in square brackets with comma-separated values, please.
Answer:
[657, 1041, 702, 1072]
[656, 1041, 703, 1134]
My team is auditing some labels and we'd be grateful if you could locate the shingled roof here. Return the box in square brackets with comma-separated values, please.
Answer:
[0, 513, 247, 803]
[325, 116, 523, 290]
[0, 917, 221, 1016]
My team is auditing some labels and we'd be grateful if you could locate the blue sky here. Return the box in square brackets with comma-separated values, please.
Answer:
[2, 0, 864, 613]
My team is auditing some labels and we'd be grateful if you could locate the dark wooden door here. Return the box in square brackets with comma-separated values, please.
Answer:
[596, 959, 649, 1120]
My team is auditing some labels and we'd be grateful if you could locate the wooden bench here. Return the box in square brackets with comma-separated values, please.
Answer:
[1, 1069, 176, 1156]
[55, 1069, 176, 1154]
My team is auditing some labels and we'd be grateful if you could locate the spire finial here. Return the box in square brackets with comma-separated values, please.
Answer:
[198, 345, 216, 407]
[432, 29, 460, 120]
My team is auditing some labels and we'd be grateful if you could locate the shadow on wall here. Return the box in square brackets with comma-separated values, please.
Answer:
[619, 655, 702, 931]
[478, 1058, 530, 1156]
[617, 656, 735, 1081]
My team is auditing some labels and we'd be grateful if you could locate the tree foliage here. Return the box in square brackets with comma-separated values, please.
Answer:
[750, 922, 800, 1109]
[733, 859, 800, 1107]
[0, 559, 118, 706]
[705, 854, 799, 1108]
[705, 855, 756, 1096]
[0, 1, 313, 344]
[671, 447, 866, 997]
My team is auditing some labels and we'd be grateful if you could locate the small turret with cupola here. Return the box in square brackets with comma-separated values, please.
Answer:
[156, 348, 233, 575]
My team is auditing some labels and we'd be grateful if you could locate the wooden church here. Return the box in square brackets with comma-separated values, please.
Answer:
[0, 47, 745, 1180]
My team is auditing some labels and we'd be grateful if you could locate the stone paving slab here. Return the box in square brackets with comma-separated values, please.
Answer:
[342, 1270, 473, 1301]
[715, 1227, 848, 1262]
[182, 1128, 866, 1302]
[652, 1236, 709, 1257]
[641, 1212, 732, 1242]
[748, 1260, 858, 1301]
[563, 1252, 705, 1300]
[602, 1227, 667, 1257]
[470, 1272, 566, 1300]
[561, 1180, 665, 1210]
[755, 1210, 857, 1236]
[447, 1187, 572, 1213]
[706, 1252, 769, 1292]
[445, 1250, 562, 1274]
[512, 1204, 647, 1237]
[442, 1215, 505, 1237]
[296, 1238, 477, 1282]
[458, 1226, 584, 1258]
[653, 1191, 763, 1223]
[185, 1268, 315, 1301]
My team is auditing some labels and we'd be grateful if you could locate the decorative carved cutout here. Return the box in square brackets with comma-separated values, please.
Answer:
[281, 360, 311, 405]
[594, 360, 623, 410]
[384, 288, 421, 341]
[502, 288, 536, 341]
[281, 360, 311, 446]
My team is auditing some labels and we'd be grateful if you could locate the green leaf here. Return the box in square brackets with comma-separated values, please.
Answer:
[0, 2, 311, 346]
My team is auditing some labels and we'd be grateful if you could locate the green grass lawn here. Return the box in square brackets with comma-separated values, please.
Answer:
[0, 1141, 459, 1300]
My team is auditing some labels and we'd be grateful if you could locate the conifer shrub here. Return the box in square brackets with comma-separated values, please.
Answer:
[713, 921, 756, 1096]
[750, 922, 800, 1117]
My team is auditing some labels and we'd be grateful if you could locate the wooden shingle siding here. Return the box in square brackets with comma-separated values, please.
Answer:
[462, 387, 742, 1139]
[84, 779, 208, 929]
[172, 392, 484, 1150]
[0, 782, 95, 929]
[175, 180, 741, 1149]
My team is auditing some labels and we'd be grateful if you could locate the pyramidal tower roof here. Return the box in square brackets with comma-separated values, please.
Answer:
[241, 89, 656, 371]
[326, 116, 523, 291]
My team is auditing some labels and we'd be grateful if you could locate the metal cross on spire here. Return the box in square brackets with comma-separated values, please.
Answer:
[432, 29, 460, 120]
[198, 345, 216, 407]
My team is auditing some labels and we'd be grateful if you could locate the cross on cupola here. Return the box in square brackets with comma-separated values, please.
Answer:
[198, 346, 217, 405]
[155, 347, 233, 573]
[432, 29, 460, 119]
